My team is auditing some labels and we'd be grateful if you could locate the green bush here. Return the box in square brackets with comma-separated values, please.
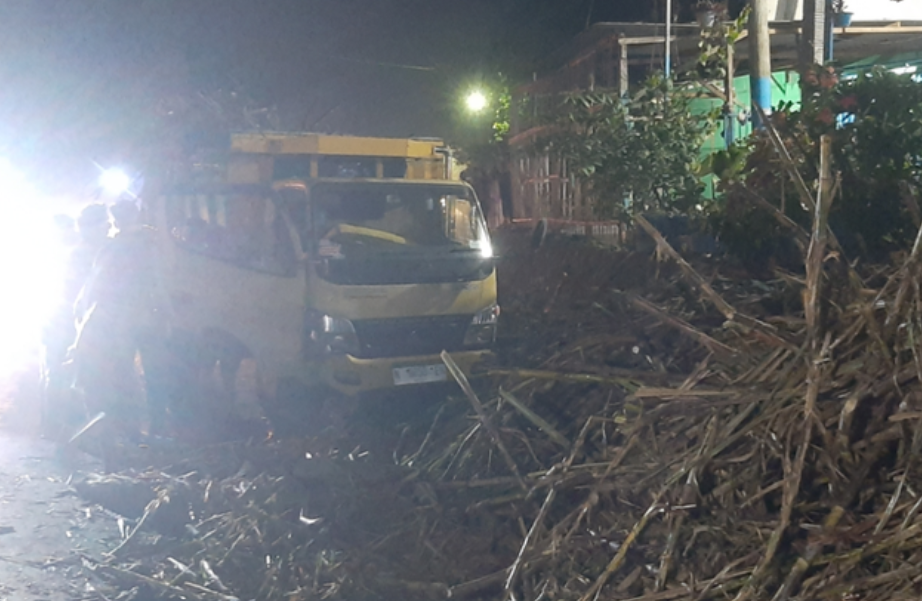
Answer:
[529, 76, 718, 219]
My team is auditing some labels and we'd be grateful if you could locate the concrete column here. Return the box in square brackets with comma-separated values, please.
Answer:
[749, 0, 773, 125]
[801, 0, 826, 67]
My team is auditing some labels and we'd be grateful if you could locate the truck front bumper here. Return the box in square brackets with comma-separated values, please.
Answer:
[321, 349, 491, 395]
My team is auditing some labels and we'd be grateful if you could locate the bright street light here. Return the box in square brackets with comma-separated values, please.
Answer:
[465, 90, 488, 113]
[99, 168, 131, 196]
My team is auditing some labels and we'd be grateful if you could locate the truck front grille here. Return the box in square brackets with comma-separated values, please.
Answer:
[351, 315, 472, 359]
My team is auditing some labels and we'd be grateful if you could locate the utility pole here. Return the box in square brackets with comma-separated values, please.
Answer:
[749, 0, 772, 127]
[724, 43, 736, 145]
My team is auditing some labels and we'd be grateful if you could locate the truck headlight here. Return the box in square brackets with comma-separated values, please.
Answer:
[306, 312, 360, 356]
[464, 304, 500, 347]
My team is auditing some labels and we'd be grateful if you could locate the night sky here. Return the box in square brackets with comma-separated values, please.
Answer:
[0, 0, 648, 195]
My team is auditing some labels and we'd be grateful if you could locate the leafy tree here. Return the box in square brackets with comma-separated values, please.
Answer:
[692, 6, 750, 82]
[528, 76, 719, 219]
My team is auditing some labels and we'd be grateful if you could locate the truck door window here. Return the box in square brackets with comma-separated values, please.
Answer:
[166, 191, 296, 276]
[275, 187, 311, 255]
[446, 197, 477, 247]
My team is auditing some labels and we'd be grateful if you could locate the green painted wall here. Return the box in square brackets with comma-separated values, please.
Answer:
[843, 52, 922, 75]
[670, 51, 922, 201]
[689, 70, 801, 198]
[691, 70, 802, 155]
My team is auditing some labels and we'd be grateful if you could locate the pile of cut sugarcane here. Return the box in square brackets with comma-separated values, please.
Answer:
[78, 135, 922, 601]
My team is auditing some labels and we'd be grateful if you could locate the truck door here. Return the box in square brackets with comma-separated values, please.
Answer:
[161, 185, 307, 395]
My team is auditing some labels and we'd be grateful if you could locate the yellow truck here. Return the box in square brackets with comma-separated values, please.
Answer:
[150, 133, 497, 401]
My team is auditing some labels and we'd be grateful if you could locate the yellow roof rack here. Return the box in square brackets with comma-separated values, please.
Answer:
[230, 132, 445, 160]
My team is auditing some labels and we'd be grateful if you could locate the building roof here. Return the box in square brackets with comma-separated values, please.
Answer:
[518, 20, 922, 95]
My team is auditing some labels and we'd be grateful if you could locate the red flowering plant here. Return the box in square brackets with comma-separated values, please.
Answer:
[712, 64, 922, 264]
[819, 67, 922, 255]
[797, 65, 922, 179]
[797, 64, 842, 134]
[712, 66, 922, 265]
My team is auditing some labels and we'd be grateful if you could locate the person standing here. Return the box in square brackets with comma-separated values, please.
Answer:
[73, 199, 173, 441]
[65, 204, 111, 305]
[41, 206, 109, 436]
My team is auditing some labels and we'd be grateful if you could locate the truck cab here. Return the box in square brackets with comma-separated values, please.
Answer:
[151, 133, 496, 398]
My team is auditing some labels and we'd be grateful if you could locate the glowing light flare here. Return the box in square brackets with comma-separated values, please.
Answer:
[0, 158, 36, 201]
[465, 90, 488, 113]
[479, 238, 493, 259]
[0, 162, 65, 377]
[99, 168, 131, 196]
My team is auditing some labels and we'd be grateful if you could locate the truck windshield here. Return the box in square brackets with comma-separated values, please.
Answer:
[310, 182, 490, 257]
[164, 187, 297, 277]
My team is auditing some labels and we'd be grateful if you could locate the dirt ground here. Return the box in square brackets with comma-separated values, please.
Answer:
[0, 365, 120, 601]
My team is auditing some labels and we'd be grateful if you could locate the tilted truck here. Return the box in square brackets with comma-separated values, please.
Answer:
[147, 132, 497, 402]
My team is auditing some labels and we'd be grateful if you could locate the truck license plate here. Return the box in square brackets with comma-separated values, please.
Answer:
[393, 364, 448, 386]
